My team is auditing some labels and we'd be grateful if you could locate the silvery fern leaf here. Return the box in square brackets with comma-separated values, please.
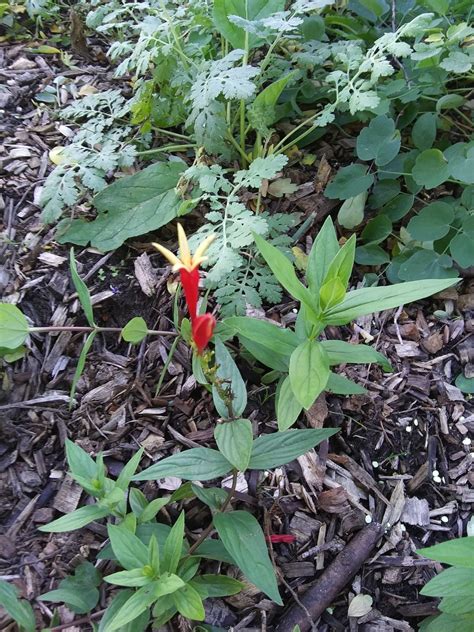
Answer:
[234, 155, 288, 188]
[189, 50, 259, 110]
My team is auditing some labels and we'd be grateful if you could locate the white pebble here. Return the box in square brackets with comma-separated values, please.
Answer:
[405, 426, 412, 433]
[372, 461, 379, 468]
[365, 515, 372, 524]
[432, 470, 439, 477]
[414, 419, 419, 426]
[292, 308, 298, 313]
[462, 437, 472, 446]
[400, 524, 406, 532]
[433, 475, 442, 484]
[441, 516, 449, 523]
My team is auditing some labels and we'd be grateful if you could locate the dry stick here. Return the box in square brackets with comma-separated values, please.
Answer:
[275, 522, 385, 632]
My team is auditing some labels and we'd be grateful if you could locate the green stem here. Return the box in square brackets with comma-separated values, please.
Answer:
[187, 469, 238, 555]
[29, 326, 177, 336]
[136, 144, 197, 155]
[155, 335, 181, 396]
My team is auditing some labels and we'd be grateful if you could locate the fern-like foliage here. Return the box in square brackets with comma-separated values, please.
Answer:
[186, 155, 300, 315]
[40, 91, 136, 223]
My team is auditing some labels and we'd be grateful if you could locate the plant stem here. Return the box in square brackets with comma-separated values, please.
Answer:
[155, 335, 181, 396]
[136, 143, 196, 155]
[29, 326, 177, 336]
[187, 469, 238, 555]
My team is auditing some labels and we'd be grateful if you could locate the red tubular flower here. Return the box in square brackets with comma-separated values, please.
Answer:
[179, 268, 200, 321]
[267, 534, 296, 544]
[192, 313, 216, 355]
[153, 224, 217, 355]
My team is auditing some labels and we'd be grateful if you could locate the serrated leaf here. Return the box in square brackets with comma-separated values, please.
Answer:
[0, 304, 29, 349]
[212, 0, 285, 49]
[122, 317, 148, 344]
[213, 511, 282, 604]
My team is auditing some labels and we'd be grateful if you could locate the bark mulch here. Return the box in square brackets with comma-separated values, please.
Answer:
[1, 41, 473, 632]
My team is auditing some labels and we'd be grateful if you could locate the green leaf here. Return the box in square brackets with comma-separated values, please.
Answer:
[307, 216, 340, 295]
[325, 164, 374, 200]
[319, 278, 346, 310]
[380, 193, 414, 221]
[419, 611, 474, 632]
[276, 376, 303, 431]
[450, 233, 474, 269]
[177, 556, 200, 583]
[356, 116, 401, 166]
[418, 537, 474, 569]
[108, 524, 149, 570]
[133, 448, 233, 482]
[213, 511, 282, 604]
[321, 340, 392, 371]
[407, 202, 454, 241]
[116, 448, 144, 491]
[420, 567, 474, 597]
[162, 511, 185, 574]
[214, 418, 253, 471]
[65, 438, 97, 481]
[322, 234, 356, 291]
[436, 93, 465, 112]
[455, 373, 474, 394]
[106, 576, 184, 631]
[122, 317, 148, 344]
[399, 251, 456, 281]
[326, 372, 367, 394]
[39, 562, 100, 615]
[69, 248, 95, 326]
[439, 595, 474, 615]
[224, 316, 298, 358]
[171, 583, 205, 621]
[289, 340, 330, 409]
[412, 112, 437, 151]
[361, 215, 392, 244]
[0, 581, 35, 632]
[140, 497, 170, 523]
[70, 330, 97, 404]
[98, 590, 150, 632]
[59, 161, 186, 252]
[0, 345, 26, 363]
[412, 149, 450, 189]
[253, 233, 316, 315]
[445, 142, 474, 185]
[104, 569, 151, 588]
[190, 575, 244, 598]
[355, 244, 390, 265]
[323, 278, 458, 325]
[192, 486, 229, 512]
[239, 336, 290, 371]
[194, 538, 236, 564]
[248, 428, 338, 470]
[212, 0, 285, 49]
[38, 504, 110, 533]
[0, 304, 29, 350]
[337, 191, 367, 229]
[249, 72, 296, 136]
[212, 337, 247, 419]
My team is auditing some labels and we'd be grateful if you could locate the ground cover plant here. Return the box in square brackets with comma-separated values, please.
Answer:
[1, 0, 473, 630]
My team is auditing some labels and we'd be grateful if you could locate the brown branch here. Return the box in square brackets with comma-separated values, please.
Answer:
[275, 521, 384, 632]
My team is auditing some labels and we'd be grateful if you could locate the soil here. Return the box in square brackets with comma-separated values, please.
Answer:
[1, 35, 473, 632]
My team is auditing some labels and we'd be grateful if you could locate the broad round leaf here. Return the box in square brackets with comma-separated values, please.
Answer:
[450, 233, 474, 268]
[325, 164, 374, 200]
[122, 317, 149, 343]
[398, 250, 456, 281]
[407, 202, 454, 241]
[356, 116, 401, 166]
[411, 112, 437, 151]
[445, 142, 474, 185]
[0, 304, 29, 349]
[412, 149, 450, 189]
[337, 191, 367, 229]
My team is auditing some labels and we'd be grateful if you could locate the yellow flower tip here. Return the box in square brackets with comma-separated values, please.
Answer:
[152, 242, 182, 269]
[177, 223, 192, 268]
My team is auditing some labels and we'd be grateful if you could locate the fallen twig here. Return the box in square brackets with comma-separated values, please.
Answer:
[275, 521, 385, 632]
